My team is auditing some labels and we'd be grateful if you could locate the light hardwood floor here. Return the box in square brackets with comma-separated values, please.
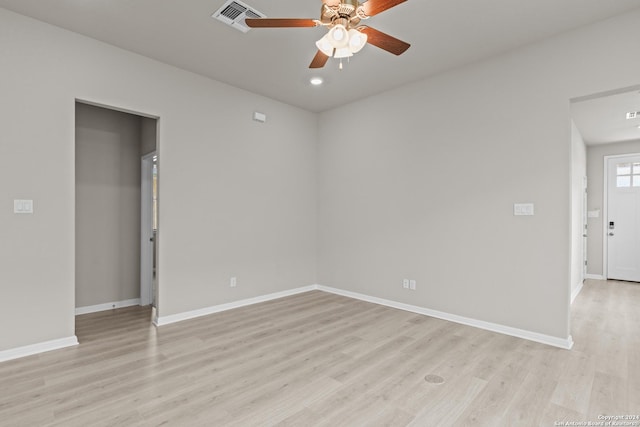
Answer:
[1, 280, 638, 426]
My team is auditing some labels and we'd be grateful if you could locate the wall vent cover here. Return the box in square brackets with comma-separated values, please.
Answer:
[212, 0, 265, 33]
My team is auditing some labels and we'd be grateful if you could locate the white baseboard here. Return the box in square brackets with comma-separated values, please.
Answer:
[316, 285, 574, 350]
[152, 282, 573, 349]
[584, 274, 604, 280]
[154, 285, 317, 326]
[0, 336, 78, 363]
[75, 298, 141, 315]
[571, 281, 584, 304]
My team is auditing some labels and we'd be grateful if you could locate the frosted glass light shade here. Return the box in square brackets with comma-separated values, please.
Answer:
[315, 35, 334, 57]
[348, 29, 367, 53]
[334, 47, 353, 59]
[328, 24, 349, 49]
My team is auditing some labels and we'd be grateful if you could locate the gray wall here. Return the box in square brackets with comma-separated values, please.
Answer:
[317, 10, 640, 341]
[571, 121, 587, 295]
[586, 139, 640, 276]
[0, 8, 317, 351]
[75, 103, 142, 308]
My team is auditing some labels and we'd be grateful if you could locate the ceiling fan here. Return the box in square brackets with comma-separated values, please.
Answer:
[245, 0, 410, 68]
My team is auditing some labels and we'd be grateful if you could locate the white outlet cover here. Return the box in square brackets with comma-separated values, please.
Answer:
[14, 199, 34, 214]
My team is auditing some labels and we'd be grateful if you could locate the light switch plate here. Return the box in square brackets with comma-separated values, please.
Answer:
[514, 203, 534, 216]
[14, 199, 34, 214]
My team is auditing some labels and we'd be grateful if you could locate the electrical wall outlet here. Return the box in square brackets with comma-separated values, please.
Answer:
[409, 280, 416, 290]
[403, 279, 409, 289]
[230, 277, 237, 287]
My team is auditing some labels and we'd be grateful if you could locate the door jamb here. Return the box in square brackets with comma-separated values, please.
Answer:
[582, 175, 588, 280]
[140, 151, 156, 306]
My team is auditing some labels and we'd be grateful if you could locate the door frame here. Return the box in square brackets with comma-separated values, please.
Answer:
[140, 151, 156, 306]
[602, 152, 640, 279]
[582, 175, 588, 279]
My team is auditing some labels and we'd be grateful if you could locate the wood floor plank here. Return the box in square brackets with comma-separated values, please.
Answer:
[406, 375, 487, 427]
[538, 402, 588, 427]
[549, 347, 596, 414]
[587, 371, 628, 418]
[451, 352, 531, 426]
[499, 371, 558, 426]
[273, 407, 322, 426]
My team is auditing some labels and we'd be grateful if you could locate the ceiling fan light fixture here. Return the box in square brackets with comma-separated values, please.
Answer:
[245, 0, 411, 69]
[316, 35, 334, 57]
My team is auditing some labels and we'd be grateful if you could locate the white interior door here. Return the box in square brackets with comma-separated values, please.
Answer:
[607, 155, 640, 282]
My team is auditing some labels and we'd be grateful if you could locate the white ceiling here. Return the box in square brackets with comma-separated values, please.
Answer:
[572, 89, 640, 145]
[1, 0, 640, 112]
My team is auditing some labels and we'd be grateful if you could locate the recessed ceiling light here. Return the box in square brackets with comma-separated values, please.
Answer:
[310, 77, 323, 86]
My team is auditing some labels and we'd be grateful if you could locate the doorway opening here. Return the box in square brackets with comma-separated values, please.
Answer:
[571, 85, 640, 285]
[74, 101, 159, 330]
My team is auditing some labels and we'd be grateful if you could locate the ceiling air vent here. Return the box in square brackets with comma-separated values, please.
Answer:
[626, 111, 639, 120]
[212, 0, 265, 33]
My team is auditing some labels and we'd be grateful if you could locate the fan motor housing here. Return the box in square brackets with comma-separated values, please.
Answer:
[321, 0, 363, 27]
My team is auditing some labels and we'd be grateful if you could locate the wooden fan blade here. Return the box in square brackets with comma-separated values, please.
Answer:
[309, 50, 331, 68]
[245, 18, 318, 28]
[362, 0, 407, 17]
[359, 26, 410, 55]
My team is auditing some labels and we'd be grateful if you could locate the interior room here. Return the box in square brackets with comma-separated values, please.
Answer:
[1, 1, 639, 425]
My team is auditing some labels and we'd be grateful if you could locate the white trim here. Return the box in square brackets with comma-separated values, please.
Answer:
[571, 281, 584, 304]
[75, 98, 160, 120]
[75, 298, 141, 315]
[0, 336, 79, 363]
[316, 285, 574, 350]
[152, 306, 159, 327]
[603, 155, 610, 279]
[583, 175, 588, 279]
[140, 151, 156, 307]
[154, 286, 317, 326]
[584, 274, 604, 280]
